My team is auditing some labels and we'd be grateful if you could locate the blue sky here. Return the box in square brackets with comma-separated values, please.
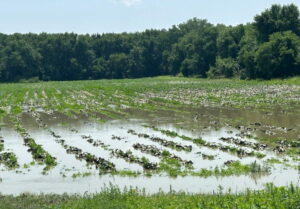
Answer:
[0, 0, 299, 34]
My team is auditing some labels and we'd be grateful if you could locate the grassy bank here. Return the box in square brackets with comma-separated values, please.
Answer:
[0, 184, 299, 209]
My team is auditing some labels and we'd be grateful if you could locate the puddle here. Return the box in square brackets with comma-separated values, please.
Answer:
[0, 166, 298, 195]
[0, 111, 299, 195]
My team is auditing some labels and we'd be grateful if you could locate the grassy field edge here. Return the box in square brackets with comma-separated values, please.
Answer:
[0, 184, 300, 209]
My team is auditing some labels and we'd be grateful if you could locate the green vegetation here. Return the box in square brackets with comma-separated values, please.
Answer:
[0, 138, 4, 152]
[158, 157, 185, 177]
[0, 4, 299, 82]
[266, 158, 283, 164]
[0, 184, 299, 209]
[12, 117, 57, 171]
[114, 170, 141, 177]
[0, 76, 298, 177]
[0, 2, 299, 202]
[0, 76, 299, 118]
[192, 161, 270, 178]
[0, 75, 299, 205]
[71, 172, 92, 178]
[0, 152, 19, 169]
[0, 136, 19, 169]
[148, 126, 267, 159]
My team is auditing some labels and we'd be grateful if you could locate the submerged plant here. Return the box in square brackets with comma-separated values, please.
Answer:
[0, 152, 19, 169]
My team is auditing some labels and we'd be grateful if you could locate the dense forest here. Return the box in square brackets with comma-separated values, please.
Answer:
[0, 4, 299, 82]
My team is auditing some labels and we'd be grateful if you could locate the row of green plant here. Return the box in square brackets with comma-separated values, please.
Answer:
[147, 126, 266, 159]
[94, 135, 272, 178]
[128, 129, 192, 152]
[192, 161, 270, 178]
[12, 116, 57, 171]
[0, 77, 298, 176]
[0, 77, 299, 120]
[80, 129, 270, 178]
[82, 134, 192, 177]
[1, 184, 299, 209]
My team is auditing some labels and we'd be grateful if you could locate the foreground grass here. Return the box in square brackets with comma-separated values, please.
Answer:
[0, 184, 299, 209]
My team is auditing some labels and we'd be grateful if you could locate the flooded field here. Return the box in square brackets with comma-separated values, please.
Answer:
[0, 77, 299, 195]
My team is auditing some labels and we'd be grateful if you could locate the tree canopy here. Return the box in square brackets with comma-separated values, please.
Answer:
[0, 4, 299, 82]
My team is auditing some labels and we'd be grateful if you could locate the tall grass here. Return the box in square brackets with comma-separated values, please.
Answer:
[0, 184, 299, 209]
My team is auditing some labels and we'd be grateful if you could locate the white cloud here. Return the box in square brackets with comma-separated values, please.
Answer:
[120, 0, 141, 7]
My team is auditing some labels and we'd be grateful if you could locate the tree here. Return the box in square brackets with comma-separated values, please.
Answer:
[90, 57, 108, 79]
[254, 4, 300, 42]
[238, 25, 259, 79]
[165, 20, 218, 77]
[217, 25, 245, 59]
[255, 31, 300, 79]
[73, 35, 95, 80]
[127, 46, 146, 78]
[0, 39, 42, 81]
[107, 53, 129, 79]
[207, 57, 239, 78]
[163, 44, 184, 75]
[180, 55, 200, 76]
[0, 4, 300, 82]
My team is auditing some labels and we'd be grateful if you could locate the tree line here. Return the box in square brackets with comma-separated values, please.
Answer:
[0, 4, 299, 82]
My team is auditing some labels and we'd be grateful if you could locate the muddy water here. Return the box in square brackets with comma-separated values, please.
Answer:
[125, 104, 300, 140]
[0, 105, 299, 195]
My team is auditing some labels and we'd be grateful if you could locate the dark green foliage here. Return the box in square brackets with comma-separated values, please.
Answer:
[254, 4, 300, 42]
[90, 57, 108, 79]
[217, 24, 245, 59]
[207, 57, 239, 78]
[0, 38, 42, 82]
[0, 152, 19, 169]
[170, 20, 218, 77]
[238, 25, 260, 79]
[107, 53, 129, 79]
[255, 31, 300, 79]
[0, 4, 299, 82]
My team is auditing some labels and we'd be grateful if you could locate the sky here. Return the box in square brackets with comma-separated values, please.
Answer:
[0, 0, 299, 34]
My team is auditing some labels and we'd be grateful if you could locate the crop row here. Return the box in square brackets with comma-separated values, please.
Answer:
[49, 130, 116, 173]
[29, 111, 118, 173]
[128, 129, 192, 152]
[0, 135, 19, 169]
[81, 135, 158, 170]
[79, 131, 272, 178]
[147, 126, 266, 159]
[12, 116, 57, 171]
[133, 143, 193, 168]
[25, 111, 279, 178]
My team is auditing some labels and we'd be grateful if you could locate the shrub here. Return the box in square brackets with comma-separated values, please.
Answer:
[207, 57, 239, 78]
